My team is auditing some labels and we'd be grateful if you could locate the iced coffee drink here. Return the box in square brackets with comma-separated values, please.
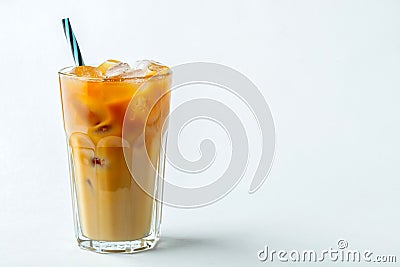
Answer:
[59, 60, 171, 253]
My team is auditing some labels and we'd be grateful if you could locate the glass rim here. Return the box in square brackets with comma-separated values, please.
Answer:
[58, 66, 172, 82]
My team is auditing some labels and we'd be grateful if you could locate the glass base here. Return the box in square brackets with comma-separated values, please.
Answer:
[77, 236, 159, 254]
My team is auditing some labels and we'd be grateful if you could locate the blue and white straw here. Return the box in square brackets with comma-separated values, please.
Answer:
[62, 18, 85, 66]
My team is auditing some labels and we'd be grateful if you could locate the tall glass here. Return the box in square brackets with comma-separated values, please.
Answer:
[58, 67, 171, 253]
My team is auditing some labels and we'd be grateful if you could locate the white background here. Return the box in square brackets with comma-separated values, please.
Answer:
[1, 0, 400, 266]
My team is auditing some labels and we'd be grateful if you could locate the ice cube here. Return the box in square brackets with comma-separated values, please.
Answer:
[132, 60, 151, 71]
[119, 68, 147, 78]
[97, 59, 121, 75]
[105, 62, 131, 78]
[131, 60, 169, 77]
[128, 96, 149, 120]
[147, 60, 169, 74]
[71, 66, 103, 78]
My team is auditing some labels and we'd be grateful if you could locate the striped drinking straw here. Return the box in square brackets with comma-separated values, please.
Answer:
[62, 18, 85, 66]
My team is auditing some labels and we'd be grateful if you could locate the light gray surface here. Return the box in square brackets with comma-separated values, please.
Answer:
[1, 0, 399, 266]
